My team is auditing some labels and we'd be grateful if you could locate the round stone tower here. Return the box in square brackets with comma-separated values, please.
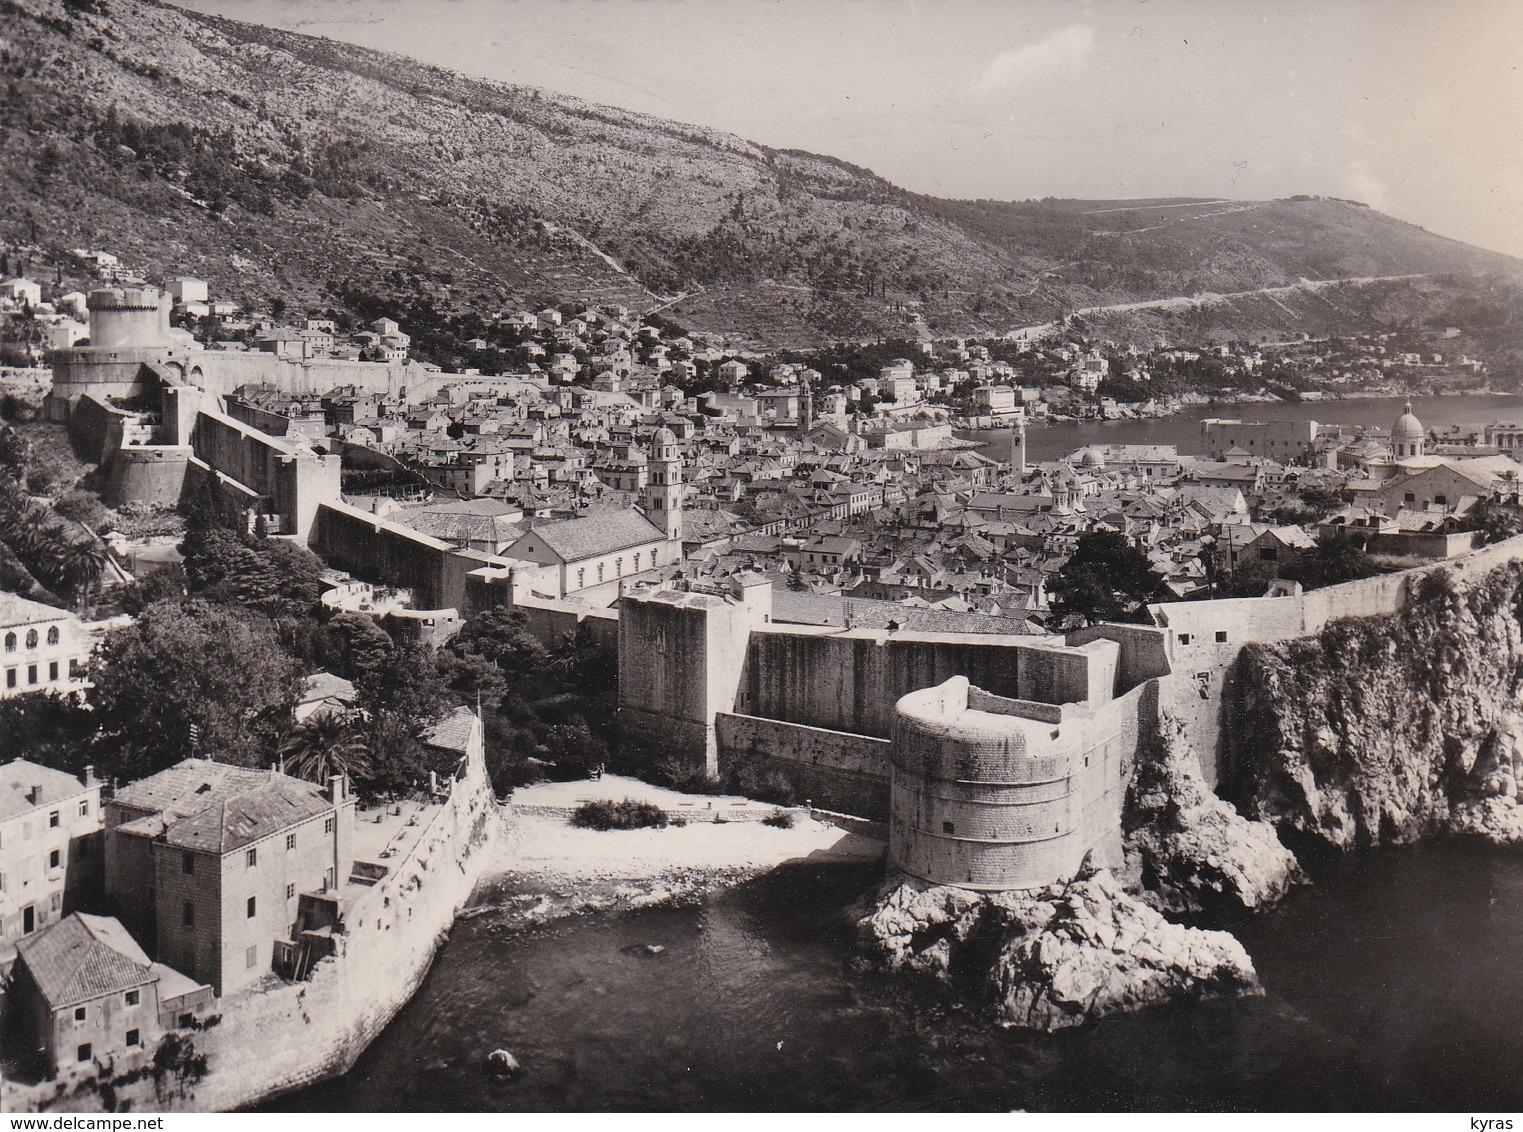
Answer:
[889, 676, 1091, 891]
[45, 285, 181, 420]
[87, 286, 171, 349]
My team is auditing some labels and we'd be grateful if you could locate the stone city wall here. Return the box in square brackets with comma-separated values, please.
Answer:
[740, 627, 1105, 740]
[1152, 533, 1523, 784]
[311, 501, 480, 613]
[714, 712, 893, 819]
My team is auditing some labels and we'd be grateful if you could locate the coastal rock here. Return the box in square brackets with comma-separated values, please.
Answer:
[485, 1048, 522, 1080]
[853, 876, 986, 980]
[1233, 562, 1523, 850]
[856, 867, 1261, 1031]
[986, 869, 1261, 1031]
[1124, 712, 1303, 915]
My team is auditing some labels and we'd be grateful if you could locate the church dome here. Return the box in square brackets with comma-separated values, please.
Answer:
[652, 426, 678, 446]
[1392, 401, 1424, 441]
[1080, 447, 1105, 468]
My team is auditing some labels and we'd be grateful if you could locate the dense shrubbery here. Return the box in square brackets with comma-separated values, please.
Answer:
[762, 809, 795, 829]
[571, 798, 669, 831]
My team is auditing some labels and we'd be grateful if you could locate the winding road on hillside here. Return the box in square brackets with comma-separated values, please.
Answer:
[1003, 272, 1431, 340]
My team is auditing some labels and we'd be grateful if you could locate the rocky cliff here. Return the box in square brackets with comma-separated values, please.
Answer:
[1232, 562, 1523, 849]
[856, 867, 1261, 1032]
[1124, 711, 1303, 915]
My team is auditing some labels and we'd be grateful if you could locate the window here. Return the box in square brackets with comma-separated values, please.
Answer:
[25, 629, 37, 649]
[49, 811, 59, 828]
[182, 902, 194, 928]
[77, 1043, 92, 1063]
[651, 548, 659, 565]
[633, 552, 641, 571]
[246, 944, 259, 970]
[247, 896, 257, 918]
[1178, 633, 1192, 645]
[74, 1006, 86, 1022]
[49, 849, 60, 869]
[324, 817, 334, 834]
[26, 665, 36, 685]
[182, 852, 195, 875]
[1404, 493, 1416, 507]
[1215, 631, 1228, 643]
[5, 670, 13, 689]
[576, 568, 585, 589]
[286, 833, 295, 851]
[942, 821, 955, 835]
[246, 847, 257, 868]
[126, 1029, 140, 1047]
[616, 557, 623, 577]
[48, 661, 57, 682]
[597, 563, 605, 583]
[1259, 547, 1278, 562]
[47, 626, 59, 646]
[1435, 494, 1448, 507]
[79, 800, 88, 817]
[3, 632, 13, 652]
[125, 989, 140, 1007]
[286, 883, 295, 900]
[179, 1013, 193, 1028]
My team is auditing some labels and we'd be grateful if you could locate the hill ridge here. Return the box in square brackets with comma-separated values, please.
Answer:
[1, 0, 1520, 354]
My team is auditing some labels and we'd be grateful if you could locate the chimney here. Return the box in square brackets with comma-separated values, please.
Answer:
[328, 774, 345, 804]
[83, 765, 95, 786]
[26, 784, 39, 805]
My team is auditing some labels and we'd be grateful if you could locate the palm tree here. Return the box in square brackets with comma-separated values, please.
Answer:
[56, 536, 111, 613]
[278, 711, 372, 786]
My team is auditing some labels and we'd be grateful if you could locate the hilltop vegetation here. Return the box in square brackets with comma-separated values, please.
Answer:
[1, 0, 1521, 350]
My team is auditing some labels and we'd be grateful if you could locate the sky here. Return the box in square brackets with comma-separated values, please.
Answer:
[179, 0, 1523, 259]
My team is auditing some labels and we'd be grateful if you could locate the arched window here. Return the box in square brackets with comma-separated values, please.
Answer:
[633, 552, 641, 571]
[25, 629, 38, 650]
[597, 563, 605, 583]
[46, 626, 59, 646]
[651, 548, 659, 565]
[3, 632, 14, 653]
[616, 558, 623, 577]
[577, 568, 585, 589]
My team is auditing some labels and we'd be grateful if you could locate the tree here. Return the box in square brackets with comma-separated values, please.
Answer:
[278, 712, 372, 785]
[1284, 529, 1385, 591]
[89, 599, 302, 780]
[181, 527, 324, 622]
[118, 563, 189, 614]
[318, 611, 396, 683]
[547, 625, 617, 694]
[1050, 530, 1166, 626]
[55, 535, 112, 612]
[0, 691, 96, 775]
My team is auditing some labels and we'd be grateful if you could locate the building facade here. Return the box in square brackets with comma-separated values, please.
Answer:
[0, 761, 103, 962]
[104, 760, 356, 996]
[0, 596, 89, 699]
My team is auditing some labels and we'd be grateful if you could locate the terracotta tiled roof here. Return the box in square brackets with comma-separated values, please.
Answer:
[111, 759, 333, 854]
[0, 592, 72, 628]
[422, 706, 479, 754]
[16, 913, 156, 1011]
[0, 758, 86, 821]
[512, 510, 666, 562]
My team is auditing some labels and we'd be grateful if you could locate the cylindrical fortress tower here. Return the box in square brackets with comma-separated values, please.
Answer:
[87, 286, 171, 349]
[889, 676, 1085, 891]
[45, 286, 180, 420]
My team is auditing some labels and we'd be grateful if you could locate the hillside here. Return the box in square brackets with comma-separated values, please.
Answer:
[2, 0, 1522, 353]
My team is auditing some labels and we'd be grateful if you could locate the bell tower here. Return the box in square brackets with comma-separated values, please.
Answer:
[644, 426, 684, 541]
